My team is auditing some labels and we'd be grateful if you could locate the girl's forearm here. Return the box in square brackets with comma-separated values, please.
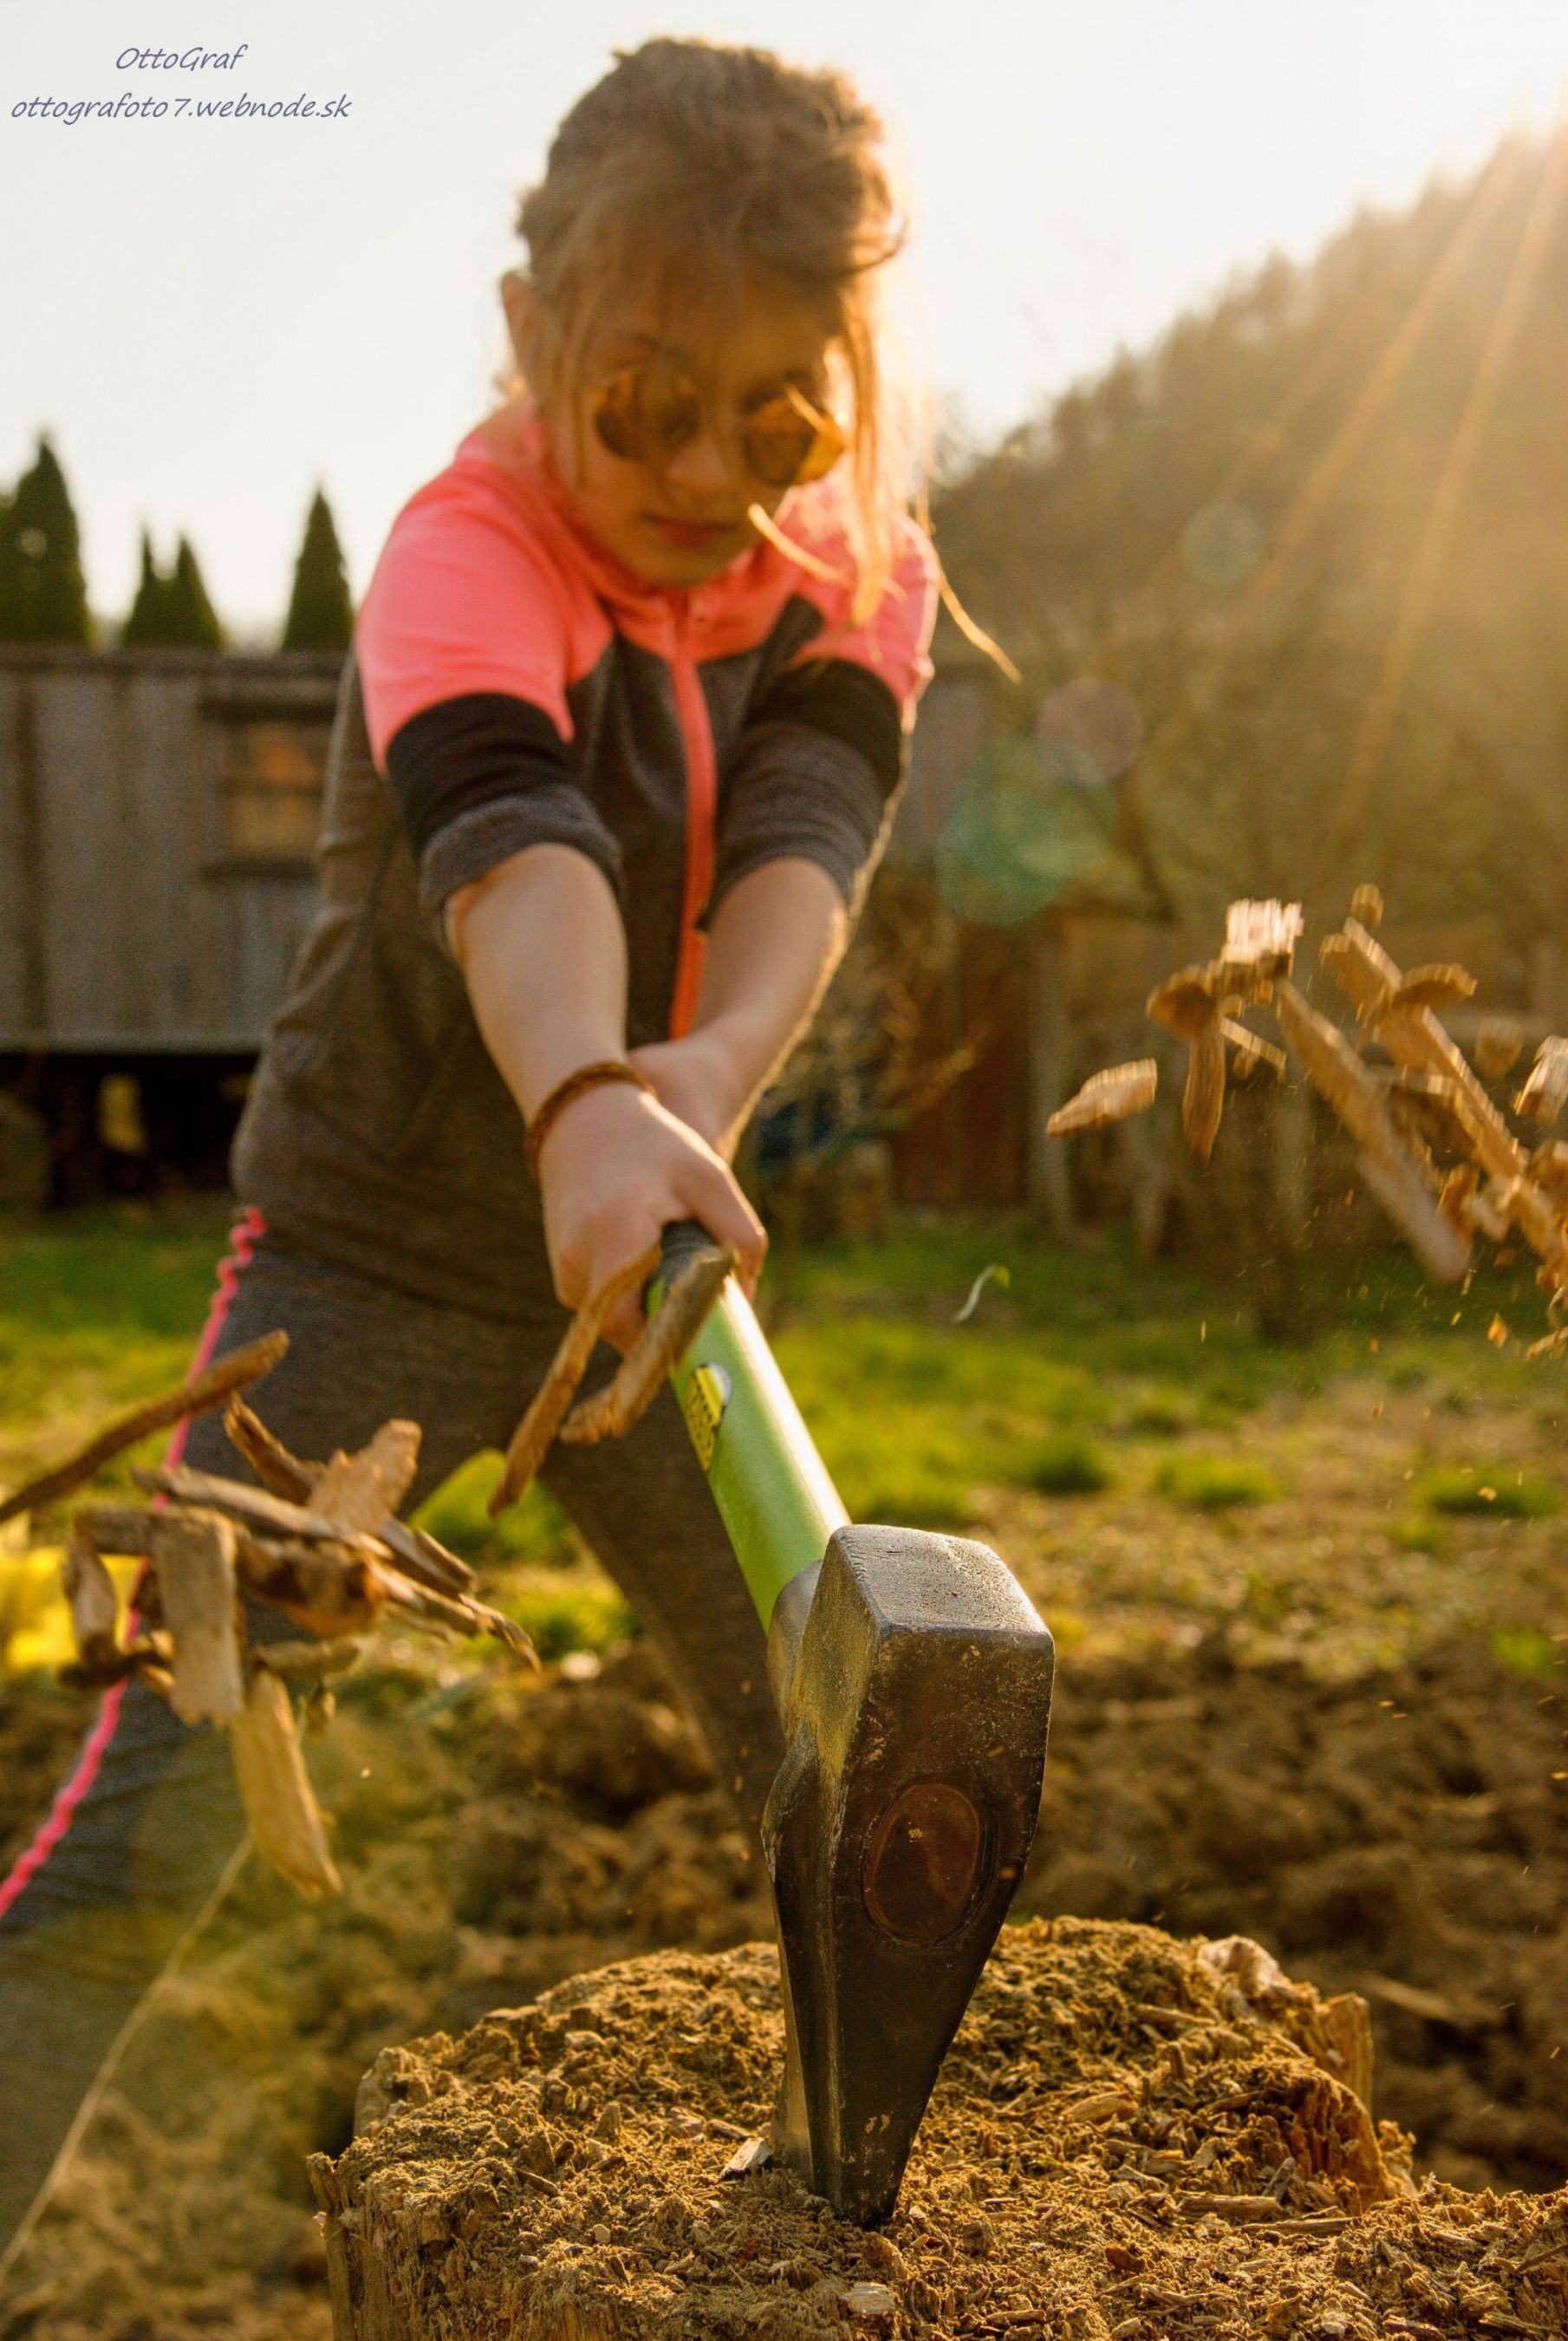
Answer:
[691, 857, 848, 1121]
[446, 844, 628, 1118]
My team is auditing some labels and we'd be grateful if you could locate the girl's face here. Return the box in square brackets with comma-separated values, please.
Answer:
[509, 275, 841, 587]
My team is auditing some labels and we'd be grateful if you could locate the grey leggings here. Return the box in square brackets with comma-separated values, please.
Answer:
[0, 1222, 783, 2248]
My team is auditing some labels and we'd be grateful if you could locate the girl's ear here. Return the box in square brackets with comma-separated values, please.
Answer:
[500, 271, 540, 375]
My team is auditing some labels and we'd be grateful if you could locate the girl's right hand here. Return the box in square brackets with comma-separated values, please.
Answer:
[535, 1079, 766, 1350]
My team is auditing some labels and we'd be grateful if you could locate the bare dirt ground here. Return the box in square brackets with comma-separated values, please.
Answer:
[1, 1362, 1564, 2338]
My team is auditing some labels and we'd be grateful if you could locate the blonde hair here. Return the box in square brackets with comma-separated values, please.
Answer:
[511, 38, 915, 620]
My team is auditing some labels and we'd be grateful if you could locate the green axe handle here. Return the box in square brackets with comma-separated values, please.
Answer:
[656, 1222, 846, 1631]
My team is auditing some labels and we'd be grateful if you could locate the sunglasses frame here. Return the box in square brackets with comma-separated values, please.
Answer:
[589, 361, 847, 492]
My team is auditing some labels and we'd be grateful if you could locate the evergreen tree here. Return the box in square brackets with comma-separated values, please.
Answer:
[165, 533, 225, 649]
[0, 437, 90, 644]
[120, 529, 175, 645]
[281, 488, 353, 651]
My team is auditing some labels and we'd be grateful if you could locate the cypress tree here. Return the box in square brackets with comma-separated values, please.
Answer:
[281, 488, 353, 651]
[165, 533, 225, 649]
[0, 437, 91, 644]
[121, 529, 175, 644]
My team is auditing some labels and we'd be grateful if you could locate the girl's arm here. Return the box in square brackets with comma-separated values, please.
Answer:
[629, 856, 849, 1157]
[449, 843, 767, 1346]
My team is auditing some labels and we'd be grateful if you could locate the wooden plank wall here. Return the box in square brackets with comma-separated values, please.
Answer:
[0, 649, 338, 1051]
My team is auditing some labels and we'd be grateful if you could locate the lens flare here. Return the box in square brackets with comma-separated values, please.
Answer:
[1034, 676, 1144, 786]
[1181, 499, 1266, 587]
[935, 740, 1109, 926]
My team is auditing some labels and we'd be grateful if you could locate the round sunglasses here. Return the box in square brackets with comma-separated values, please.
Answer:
[590, 362, 846, 491]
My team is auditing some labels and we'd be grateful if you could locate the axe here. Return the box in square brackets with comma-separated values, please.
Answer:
[654, 1223, 1054, 2226]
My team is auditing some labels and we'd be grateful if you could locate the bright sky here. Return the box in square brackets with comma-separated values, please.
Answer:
[3, 0, 1565, 632]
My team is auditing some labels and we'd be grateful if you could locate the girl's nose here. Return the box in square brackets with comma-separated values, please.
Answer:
[662, 426, 732, 500]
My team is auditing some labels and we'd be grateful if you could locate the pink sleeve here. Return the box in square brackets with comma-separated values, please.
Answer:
[355, 473, 576, 773]
[787, 511, 940, 721]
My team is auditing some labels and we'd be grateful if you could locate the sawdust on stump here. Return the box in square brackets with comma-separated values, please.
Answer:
[315, 1917, 1568, 2338]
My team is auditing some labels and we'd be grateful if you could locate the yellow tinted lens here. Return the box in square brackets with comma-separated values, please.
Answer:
[743, 389, 845, 488]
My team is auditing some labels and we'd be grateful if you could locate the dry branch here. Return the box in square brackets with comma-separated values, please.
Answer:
[0, 1330, 288, 1527]
[1047, 1060, 1159, 1137]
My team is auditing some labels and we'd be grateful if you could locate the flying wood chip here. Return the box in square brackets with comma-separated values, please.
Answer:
[1392, 965, 1477, 1014]
[1272, 981, 1468, 1282]
[1221, 1021, 1286, 1081]
[1474, 1019, 1525, 1082]
[1216, 898, 1304, 993]
[1350, 883, 1384, 930]
[1147, 968, 1218, 1039]
[1183, 1021, 1226, 1167]
[1046, 1060, 1158, 1137]
[230, 1667, 343, 1900]
[1517, 1037, 1568, 1126]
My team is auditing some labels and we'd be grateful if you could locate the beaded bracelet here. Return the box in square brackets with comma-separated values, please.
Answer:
[524, 1060, 654, 1184]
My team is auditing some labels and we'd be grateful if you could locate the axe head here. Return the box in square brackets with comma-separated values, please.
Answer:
[762, 1523, 1053, 2225]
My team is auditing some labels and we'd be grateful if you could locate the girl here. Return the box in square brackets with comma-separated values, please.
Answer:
[0, 36, 937, 2249]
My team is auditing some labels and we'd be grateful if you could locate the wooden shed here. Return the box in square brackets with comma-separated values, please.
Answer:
[0, 645, 341, 1054]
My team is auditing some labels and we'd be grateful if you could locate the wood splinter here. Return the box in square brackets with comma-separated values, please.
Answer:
[560, 1248, 735, 1446]
[491, 1243, 661, 1513]
[230, 1667, 343, 1899]
[0, 1330, 288, 1528]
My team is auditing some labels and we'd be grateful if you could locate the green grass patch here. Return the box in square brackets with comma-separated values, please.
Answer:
[414, 1452, 578, 1568]
[495, 1569, 637, 1661]
[1419, 1465, 1560, 1519]
[1124, 1386, 1194, 1437]
[1028, 1434, 1115, 1496]
[1490, 1624, 1564, 1678]
[1154, 1453, 1281, 1510]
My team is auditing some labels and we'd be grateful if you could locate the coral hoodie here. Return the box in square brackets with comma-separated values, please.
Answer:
[232, 398, 937, 1317]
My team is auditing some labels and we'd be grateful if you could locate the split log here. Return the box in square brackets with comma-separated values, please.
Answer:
[311, 1423, 422, 1536]
[0, 1330, 288, 1527]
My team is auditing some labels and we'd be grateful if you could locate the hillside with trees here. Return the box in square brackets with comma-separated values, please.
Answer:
[930, 127, 1568, 968]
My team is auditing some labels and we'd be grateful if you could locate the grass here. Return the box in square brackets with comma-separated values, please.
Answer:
[1419, 1464, 1560, 1519]
[1028, 1434, 1115, 1496]
[3, 1202, 1566, 1679]
[1153, 1453, 1282, 1510]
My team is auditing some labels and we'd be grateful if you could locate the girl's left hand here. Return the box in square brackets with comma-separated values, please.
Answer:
[628, 1032, 750, 1159]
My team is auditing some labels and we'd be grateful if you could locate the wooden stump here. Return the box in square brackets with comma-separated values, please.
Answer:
[306, 1918, 1566, 2339]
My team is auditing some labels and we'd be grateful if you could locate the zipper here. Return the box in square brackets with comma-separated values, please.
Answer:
[668, 631, 717, 1038]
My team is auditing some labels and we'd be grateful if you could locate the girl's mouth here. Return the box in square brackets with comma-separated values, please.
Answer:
[644, 512, 741, 550]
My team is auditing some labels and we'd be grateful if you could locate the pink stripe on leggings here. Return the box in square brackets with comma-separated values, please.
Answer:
[0, 1208, 268, 1920]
